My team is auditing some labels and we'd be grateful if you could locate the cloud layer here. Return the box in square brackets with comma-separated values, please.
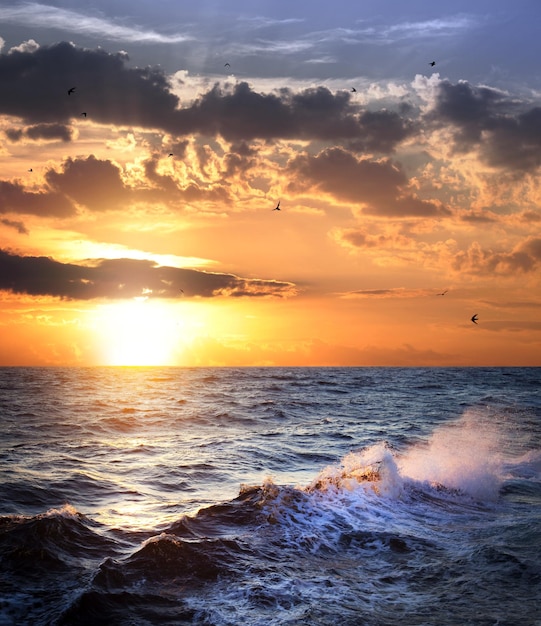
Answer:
[0, 249, 297, 300]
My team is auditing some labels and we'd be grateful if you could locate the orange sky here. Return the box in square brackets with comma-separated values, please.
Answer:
[1, 4, 540, 366]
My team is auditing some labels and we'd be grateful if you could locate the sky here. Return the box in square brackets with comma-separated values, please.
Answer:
[0, 0, 540, 366]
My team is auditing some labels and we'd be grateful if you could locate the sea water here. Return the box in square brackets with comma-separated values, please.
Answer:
[0, 367, 539, 625]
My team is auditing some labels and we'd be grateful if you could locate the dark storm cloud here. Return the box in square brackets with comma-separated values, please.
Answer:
[0, 180, 75, 217]
[0, 42, 179, 127]
[0, 250, 297, 300]
[347, 110, 416, 153]
[178, 82, 359, 142]
[431, 79, 541, 173]
[0, 42, 411, 151]
[178, 82, 414, 148]
[5, 123, 73, 143]
[288, 147, 448, 217]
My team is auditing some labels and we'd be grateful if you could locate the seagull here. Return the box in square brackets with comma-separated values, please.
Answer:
[273, 200, 281, 211]
[351, 87, 357, 92]
[471, 314, 478, 324]
[168, 153, 174, 157]
[437, 289, 448, 296]
[67, 87, 76, 95]
[429, 61, 436, 67]
[81, 112, 87, 117]
[224, 63, 230, 68]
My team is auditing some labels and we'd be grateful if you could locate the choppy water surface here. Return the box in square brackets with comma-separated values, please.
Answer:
[0, 367, 540, 625]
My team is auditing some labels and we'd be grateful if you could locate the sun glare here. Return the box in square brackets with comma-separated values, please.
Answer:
[98, 299, 180, 366]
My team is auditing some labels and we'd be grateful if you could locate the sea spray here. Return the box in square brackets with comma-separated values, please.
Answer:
[398, 408, 505, 500]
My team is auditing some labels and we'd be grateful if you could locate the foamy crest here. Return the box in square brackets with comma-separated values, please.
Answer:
[398, 409, 504, 500]
[42, 504, 80, 519]
[308, 442, 404, 499]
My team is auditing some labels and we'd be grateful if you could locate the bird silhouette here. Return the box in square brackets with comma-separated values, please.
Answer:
[28, 168, 33, 172]
[168, 153, 174, 157]
[351, 87, 357, 92]
[437, 289, 448, 296]
[273, 201, 281, 211]
[224, 63, 230, 68]
[67, 87, 76, 95]
[471, 314, 478, 324]
[429, 61, 436, 67]
[81, 112, 87, 117]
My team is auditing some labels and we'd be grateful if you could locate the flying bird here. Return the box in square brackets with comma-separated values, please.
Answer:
[429, 61, 436, 67]
[351, 87, 357, 92]
[437, 289, 448, 296]
[471, 314, 478, 324]
[67, 87, 76, 95]
[28, 168, 33, 172]
[81, 112, 87, 117]
[224, 63, 230, 68]
[273, 201, 281, 211]
[168, 153, 174, 157]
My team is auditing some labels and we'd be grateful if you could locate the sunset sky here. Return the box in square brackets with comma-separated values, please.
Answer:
[1, 0, 540, 366]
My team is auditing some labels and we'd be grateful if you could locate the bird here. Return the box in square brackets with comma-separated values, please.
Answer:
[67, 87, 76, 95]
[351, 87, 357, 92]
[429, 61, 436, 67]
[81, 112, 87, 117]
[437, 289, 448, 296]
[168, 153, 174, 157]
[471, 314, 478, 324]
[28, 168, 33, 172]
[224, 63, 230, 68]
[273, 201, 281, 211]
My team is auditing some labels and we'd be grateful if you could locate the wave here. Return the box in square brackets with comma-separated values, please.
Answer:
[4, 406, 541, 626]
[0, 505, 118, 573]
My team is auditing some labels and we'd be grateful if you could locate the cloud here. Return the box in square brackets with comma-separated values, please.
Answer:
[470, 320, 541, 333]
[0, 3, 192, 44]
[382, 16, 476, 41]
[341, 287, 432, 299]
[231, 15, 475, 58]
[143, 155, 232, 205]
[347, 109, 416, 153]
[452, 237, 541, 275]
[0, 42, 180, 126]
[0, 250, 298, 300]
[177, 82, 366, 143]
[45, 155, 131, 211]
[8, 39, 40, 54]
[288, 147, 448, 216]
[5, 122, 73, 143]
[0, 152, 232, 217]
[430, 79, 541, 172]
[0, 43, 412, 149]
[0, 218, 28, 234]
[333, 227, 415, 251]
[0, 181, 75, 217]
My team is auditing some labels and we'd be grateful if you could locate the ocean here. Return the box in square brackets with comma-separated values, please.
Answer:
[0, 366, 540, 625]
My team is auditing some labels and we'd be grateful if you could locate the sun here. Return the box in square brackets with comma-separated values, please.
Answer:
[98, 299, 180, 366]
